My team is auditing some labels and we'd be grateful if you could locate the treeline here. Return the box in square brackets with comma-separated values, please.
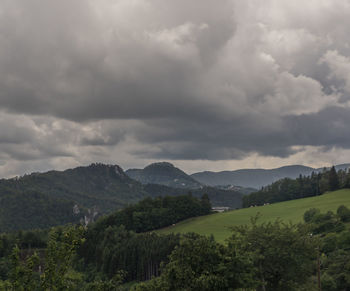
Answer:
[95, 194, 212, 233]
[0, 163, 241, 232]
[304, 205, 350, 290]
[136, 205, 350, 291]
[76, 194, 211, 282]
[2, 200, 350, 289]
[243, 166, 350, 207]
[0, 194, 211, 288]
[77, 226, 180, 282]
[0, 229, 48, 280]
[136, 220, 317, 290]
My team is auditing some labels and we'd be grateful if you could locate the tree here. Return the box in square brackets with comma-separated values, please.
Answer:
[200, 194, 212, 214]
[134, 233, 254, 291]
[328, 166, 339, 191]
[227, 217, 317, 291]
[337, 205, 350, 222]
[304, 208, 321, 223]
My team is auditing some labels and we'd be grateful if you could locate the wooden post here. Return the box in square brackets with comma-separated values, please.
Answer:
[317, 247, 322, 291]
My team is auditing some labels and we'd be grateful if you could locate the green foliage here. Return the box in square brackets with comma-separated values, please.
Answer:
[306, 210, 345, 234]
[97, 195, 212, 233]
[0, 191, 82, 233]
[228, 218, 317, 291]
[328, 166, 339, 191]
[243, 167, 350, 207]
[336, 205, 350, 222]
[160, 189, 350, 242]
[0, 164, 148, 232]
[0, 163, 241, 232]
[40, 225, 86, 290]
[78, 225, 180, 282]
[303, 207, 350, 290]
[303, 208, 320, 223]
[136, 219, 317, 291]
[74, 195, 211, 284]
[134, 234, 241, 291]
[144, 184, 243, 209]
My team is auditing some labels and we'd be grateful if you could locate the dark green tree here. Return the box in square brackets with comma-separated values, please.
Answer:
[336, 205, 350, 222]
[329, 166, 339, 191]
[228, 218, 317, 291]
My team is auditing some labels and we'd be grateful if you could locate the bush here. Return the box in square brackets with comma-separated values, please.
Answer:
[337, 205, 350, 222]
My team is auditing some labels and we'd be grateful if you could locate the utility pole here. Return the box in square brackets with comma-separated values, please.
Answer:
[317, 247, 322, 291]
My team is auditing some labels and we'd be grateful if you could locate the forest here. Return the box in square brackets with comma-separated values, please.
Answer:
[243, 166, 350, 207]
[1, 189, 350, 290]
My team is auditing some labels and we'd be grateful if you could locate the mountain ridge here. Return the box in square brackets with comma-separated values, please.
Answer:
[0, 163, 242, 232]
[191, 164, 350, 189]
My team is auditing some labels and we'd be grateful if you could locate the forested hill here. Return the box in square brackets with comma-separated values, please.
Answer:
[243, 166, 350, 207]
[0, 163, 147, 213]
[0, 163, 242, 232]
[0, 163, 147, 232]
[126, 162, 202, 189]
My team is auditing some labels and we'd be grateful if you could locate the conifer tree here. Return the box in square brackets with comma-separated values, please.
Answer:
[329, 166, 339, 191]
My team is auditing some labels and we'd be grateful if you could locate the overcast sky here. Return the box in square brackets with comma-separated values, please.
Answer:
[1, 0, 350, 177]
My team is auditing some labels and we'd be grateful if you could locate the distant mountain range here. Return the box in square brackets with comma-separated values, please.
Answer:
[191, 164, 350, 189]
[1, 161, 349, 232]
[0, 163, 242, 232]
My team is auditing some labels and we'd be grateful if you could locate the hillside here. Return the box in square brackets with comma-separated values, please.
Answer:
[0, 163, 242, 232]
[0, 192, 84, 232]
[126, 162, 202, 189]
[0, 164, 148, 231]
[159, 189, 350, 242]
[192, 165, 318, 188]
[0, 163, 147, 213]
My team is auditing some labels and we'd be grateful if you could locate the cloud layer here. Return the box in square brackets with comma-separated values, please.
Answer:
[1, 0, 350, 176]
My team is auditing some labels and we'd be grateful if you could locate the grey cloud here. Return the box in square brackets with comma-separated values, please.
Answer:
[1, 0, 350, 176]
[0, 0, 235, 121]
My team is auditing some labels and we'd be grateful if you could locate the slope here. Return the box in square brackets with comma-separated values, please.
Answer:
[0, 163, 242, 232]
[158, 189, 350, 242]
[0, 163, 147, 213]
[0, 192, 84, 232]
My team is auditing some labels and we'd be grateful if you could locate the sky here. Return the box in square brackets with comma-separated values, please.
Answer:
[1, 0, 350, 177]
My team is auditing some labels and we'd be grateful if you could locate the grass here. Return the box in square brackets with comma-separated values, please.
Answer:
[158, 189, 350, 242]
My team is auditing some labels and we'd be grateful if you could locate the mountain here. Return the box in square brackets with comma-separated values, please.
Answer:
[323, 163, 350, 172]
[126, 162, 202, 189]
[0, 163, 242, 232]
[0, 163, 149, 231]
[191, 165, 317, 189]
[0, 163, 147, 213]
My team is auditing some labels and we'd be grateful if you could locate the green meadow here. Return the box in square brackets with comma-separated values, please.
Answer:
[158, 188, 350, 242]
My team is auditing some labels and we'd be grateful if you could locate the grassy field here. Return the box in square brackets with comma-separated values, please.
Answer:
[158, 189, 350, 242]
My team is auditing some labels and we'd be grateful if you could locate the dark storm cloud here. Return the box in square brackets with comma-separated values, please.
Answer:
[1, 0, 350, 176]
[286, 107, 350, 148]
[131, 106, 350, 160]
[0, 0, 234, 121]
